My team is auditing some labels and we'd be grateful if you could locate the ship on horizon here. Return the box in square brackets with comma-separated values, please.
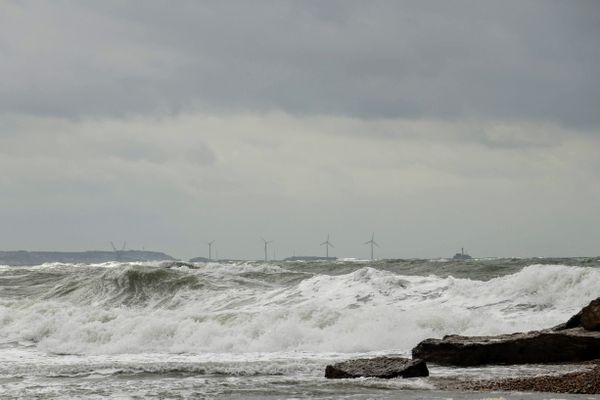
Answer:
[452, 248, 472, 260]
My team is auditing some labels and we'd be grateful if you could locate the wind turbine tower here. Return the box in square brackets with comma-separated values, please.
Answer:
[320, 234, 334, 258]
[207, 240, 215, 261]
[261, 238, 273, 262]
[110, 241, 127, 261]
[365, 233, 379, 261]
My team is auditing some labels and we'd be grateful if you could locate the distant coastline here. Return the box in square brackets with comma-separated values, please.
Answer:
[284, 256, 338, 262]
[0, 250, 175, 266]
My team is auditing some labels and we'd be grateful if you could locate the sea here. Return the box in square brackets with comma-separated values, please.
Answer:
[1, 258, 599, 399]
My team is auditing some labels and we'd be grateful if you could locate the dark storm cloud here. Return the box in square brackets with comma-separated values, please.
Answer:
[1, 0, 599, 128]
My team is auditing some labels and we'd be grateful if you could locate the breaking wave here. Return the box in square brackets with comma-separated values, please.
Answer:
[0, 262, 598, 355]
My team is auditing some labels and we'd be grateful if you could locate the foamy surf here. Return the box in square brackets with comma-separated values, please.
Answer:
[1, 262, 598, 354]
[1, 259, 598, 399]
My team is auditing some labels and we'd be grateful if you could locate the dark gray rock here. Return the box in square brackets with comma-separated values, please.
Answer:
[412, 327, 600, 366]
[325, 357, 428, 379]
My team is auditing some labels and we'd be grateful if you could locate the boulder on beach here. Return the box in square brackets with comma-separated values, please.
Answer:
[325, 357, 429, 379]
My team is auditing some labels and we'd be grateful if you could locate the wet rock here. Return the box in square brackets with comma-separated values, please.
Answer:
[325, 357, 428, 379]
[412, 328, 600, 366]
[581, 298, 600, 331]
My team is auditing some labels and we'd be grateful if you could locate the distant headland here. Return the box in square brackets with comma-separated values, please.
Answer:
[0, 250, 175, 266]
[283, 256, 338, 262]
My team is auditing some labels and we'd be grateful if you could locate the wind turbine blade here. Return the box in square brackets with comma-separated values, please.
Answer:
[364, 241, 370, 245]
[373, 241, 380, 247]
[330, 243, 335, 248]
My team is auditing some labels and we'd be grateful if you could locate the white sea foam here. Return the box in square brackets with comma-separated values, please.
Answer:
[0, 264, 598, 356]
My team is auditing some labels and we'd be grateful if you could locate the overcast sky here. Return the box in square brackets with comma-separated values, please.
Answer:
[1, 1, 599, 260]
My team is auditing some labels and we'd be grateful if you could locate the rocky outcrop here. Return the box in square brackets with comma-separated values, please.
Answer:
[325, 357, 428, 379]
[412, 297, 600, 366]
[412, 328, 600, 366]
[555, 298, 600, 331]
[581, 298, 600, 331]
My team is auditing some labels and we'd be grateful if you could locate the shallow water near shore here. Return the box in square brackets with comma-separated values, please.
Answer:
[1, 258, 599, 399]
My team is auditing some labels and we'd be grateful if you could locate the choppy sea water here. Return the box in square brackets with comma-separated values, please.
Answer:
[1, 258, 599, 399]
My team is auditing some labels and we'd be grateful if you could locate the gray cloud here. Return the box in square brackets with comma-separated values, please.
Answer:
[1, 1, 599, 129]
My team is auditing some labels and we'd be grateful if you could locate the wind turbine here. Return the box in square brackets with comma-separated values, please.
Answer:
[365, 232, 379, 261]
[320, 234, 334, 258]
[110, 241, 126, 260]
[261, 238, 273, 262]
[110, 241, 126, 252]
[207, 240, 215, 261]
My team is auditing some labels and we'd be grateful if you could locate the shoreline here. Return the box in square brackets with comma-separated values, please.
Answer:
[327, 295, 600, 395]
[432, 361, 600, 395]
